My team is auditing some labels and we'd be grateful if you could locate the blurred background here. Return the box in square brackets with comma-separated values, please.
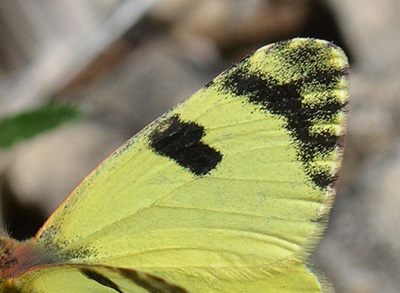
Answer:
[0, 0, 399, 292]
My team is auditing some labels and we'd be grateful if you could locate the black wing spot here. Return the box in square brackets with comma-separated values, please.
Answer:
[149, 115, 222, 176]
[80, 268, 122, 293]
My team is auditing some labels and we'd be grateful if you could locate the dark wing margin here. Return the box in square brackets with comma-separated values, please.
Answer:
[218, 39, 349, 190]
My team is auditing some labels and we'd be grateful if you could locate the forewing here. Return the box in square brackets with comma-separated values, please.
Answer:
[35, 38, 348, 291]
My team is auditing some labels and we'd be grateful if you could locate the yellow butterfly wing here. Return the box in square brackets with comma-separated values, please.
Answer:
[2, 264, 187, 292]
[3, 38, 348, 292]
[2, 261, 326, 292]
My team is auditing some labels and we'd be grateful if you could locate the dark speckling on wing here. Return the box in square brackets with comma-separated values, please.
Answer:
[220, 39, 348, 190]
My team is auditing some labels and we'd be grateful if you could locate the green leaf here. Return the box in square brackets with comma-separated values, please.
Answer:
[0, 104, 81, 149]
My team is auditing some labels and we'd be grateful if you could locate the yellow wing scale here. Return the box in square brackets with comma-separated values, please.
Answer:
[2, 38, 349, 292]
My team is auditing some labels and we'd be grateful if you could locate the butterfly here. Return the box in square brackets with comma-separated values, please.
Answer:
[0, 38, 349, 292]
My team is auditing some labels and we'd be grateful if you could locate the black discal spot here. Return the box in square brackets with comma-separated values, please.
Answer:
[221, 42, 346, 189]
[119, 268, 188, 293]
[81, 268, 122, 293]
[149, 115, 222, 176]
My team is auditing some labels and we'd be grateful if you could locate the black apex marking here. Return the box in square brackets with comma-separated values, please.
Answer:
[81, 268, 122, 293]
[222, 41, 346, 189]
[149, 115, 222, 176]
